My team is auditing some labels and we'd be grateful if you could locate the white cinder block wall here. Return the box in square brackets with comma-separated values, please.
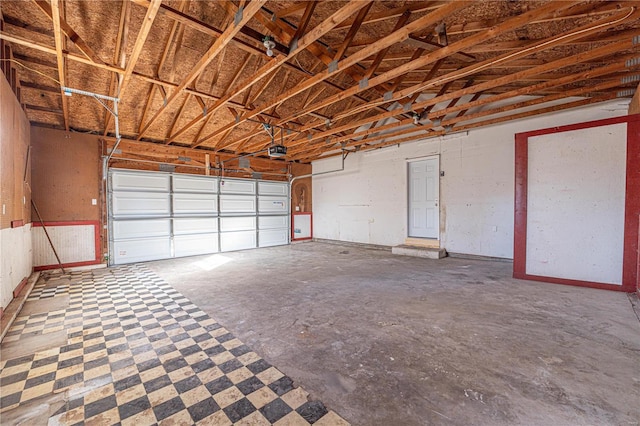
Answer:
[312, 100, 629, 259]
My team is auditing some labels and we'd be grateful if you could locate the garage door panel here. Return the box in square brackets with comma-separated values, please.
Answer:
[173, 193, 218, 215]
[111, 171, 170, 192]
[109, 170, 287, 264]
[174, 233, 219, 257]
[220, 217, 256, 232]
[112, 219, 171, 240]
[258, 216, 288, 230]
[258, 197, 288, 214]
[174, 218, 218, 235]
[173, 175, 218, 193]
[259, 229, 288, 247]
[221, 231, 256, 251]
[113, 238, 171, 264]
[258, 181, 288, 196]
[112, 191, 171, 217]
[220, 195, 256, 214]
[220, 179, 256, 194]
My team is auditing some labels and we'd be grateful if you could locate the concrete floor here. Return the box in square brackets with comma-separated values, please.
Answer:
[146, 241, 640, 426]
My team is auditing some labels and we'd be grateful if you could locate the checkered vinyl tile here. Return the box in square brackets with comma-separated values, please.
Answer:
[0, 265, 348, 425]
[27, 275, 71, 301]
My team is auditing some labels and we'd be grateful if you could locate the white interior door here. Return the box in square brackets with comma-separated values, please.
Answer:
[408, 158, 439, 238]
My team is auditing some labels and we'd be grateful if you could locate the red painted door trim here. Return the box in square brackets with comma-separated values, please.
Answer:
[514, 114, 640, 292]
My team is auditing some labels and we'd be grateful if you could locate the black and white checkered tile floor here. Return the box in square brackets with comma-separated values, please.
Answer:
[0, 265, 348, 425]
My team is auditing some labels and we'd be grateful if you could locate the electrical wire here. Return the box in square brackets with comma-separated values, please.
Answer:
[0, 58, 61, 85]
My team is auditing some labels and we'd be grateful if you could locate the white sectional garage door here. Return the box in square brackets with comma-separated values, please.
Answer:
[109, 169, 289, 265]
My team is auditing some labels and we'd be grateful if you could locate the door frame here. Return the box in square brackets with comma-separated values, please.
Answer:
[406, 155, 440, 240]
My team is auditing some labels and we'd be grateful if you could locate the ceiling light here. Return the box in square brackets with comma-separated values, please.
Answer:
[263, 36, 276, 57]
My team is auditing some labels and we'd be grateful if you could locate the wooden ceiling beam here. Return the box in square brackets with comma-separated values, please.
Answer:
[131, 0, 284, 58]
[31, 0, 105, 65]
[191, 111, 217, 147]
[364, 11, 411, 80]
[247, 68, 279, 106]
[400, 58, 448, 106]
[454, 92, 483, 119]
[118, 0, 162, 99]
[386, 48, 430, 93]
[165, 93, 192, 140]
[333, 1, 444, 30]
[288, 1, 586, 126]
[138, 0, 188, 134]
[431, 96, 618, 142]
[298, 95, 617, 162]
[181, 52, 256, 147]
[107, 0, 162, 136]
[293, 48, 636, 154]
[25, 103, 63, 114]
[222, 85, 326, 152]
[286, 118, 414, 157]
[49, 0, 68, 130]
[275, 2, 307, 19]
[250, 0, 581, 152]
[429, 58, 635, 120]
[290, 0, 318, 48]
[203, 1, 473, 149]
[253, 7, 393, 117]
[165, 0, 374, 145]
[347, 1, 640, 53]
[441, 78, 631, 128]
[303, 4, 636, 134]
[403, 35, 475, 62]
[19, 80, 58, 92]
[332, 2, 373, 62]
[104, 0, 130, 135]
[445, 1, 637, 36]
[137, 0, 267, 139]
[129, 0, 388, 135]
[417, 39, 635, 114]
[3, 14, 52, 36]
[284, 41, 635, 152]
[237, 121, 280, 152]
[0, 32, 265, 115]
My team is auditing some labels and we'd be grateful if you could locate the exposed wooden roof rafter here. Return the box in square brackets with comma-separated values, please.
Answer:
[201, 1, 474, 149]
[166, 0, 375, 144]
[136, 0, 261, 139]
[3, 0, 639, 161]
[49, 0, 68, 130]
[292, 3, 636, 142]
